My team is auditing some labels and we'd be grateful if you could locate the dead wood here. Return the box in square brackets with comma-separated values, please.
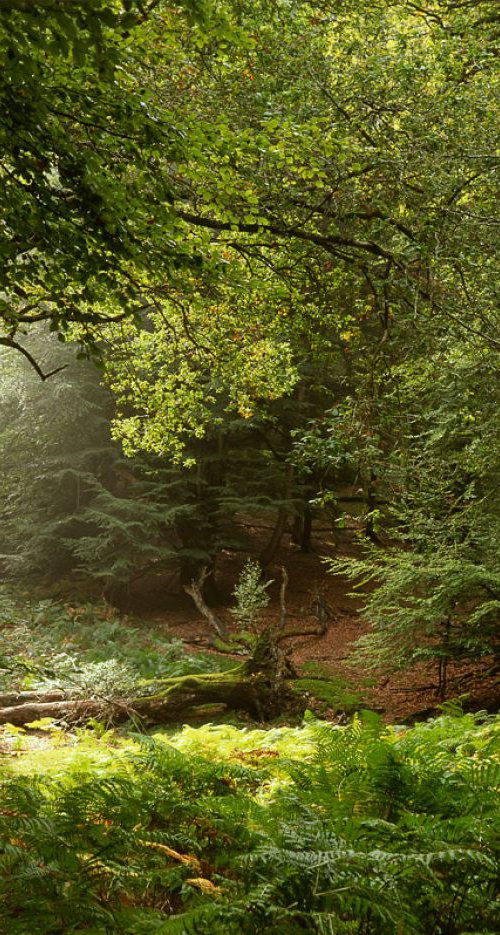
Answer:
[0, 662, 298, 727]
[0, 690, 66, 707]
[183, 566, 227, 638]
[0, 569, 335, 729]
[276, 624, 328, 642]
[0, 699, 106, 726]
[275, 585, 331, 642]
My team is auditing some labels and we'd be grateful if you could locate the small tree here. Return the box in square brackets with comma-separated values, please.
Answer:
[328, 545, 500, 699]
[232, 560, 273, 634]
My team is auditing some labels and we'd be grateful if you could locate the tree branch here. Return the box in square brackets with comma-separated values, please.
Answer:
[0, 337, 67, 381]
[183, 566, 227, 638]
[176, 210, 398, 262]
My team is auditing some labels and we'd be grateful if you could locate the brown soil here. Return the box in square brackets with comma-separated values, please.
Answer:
[135, 519, 499, 724]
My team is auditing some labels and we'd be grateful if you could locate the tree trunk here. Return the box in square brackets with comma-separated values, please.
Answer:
[259, 507, 289, 570]
[301, 503, 313, 552]
[365, 470, 382, 543]
[177, 434, 226, 598]
[291, 502, 313, 552]
[259, 462, 295, 569]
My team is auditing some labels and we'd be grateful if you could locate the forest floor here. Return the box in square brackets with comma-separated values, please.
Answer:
[136, 517, 500, 724]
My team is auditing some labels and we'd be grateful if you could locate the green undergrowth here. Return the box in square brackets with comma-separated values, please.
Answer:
[1, 711, 499, 933]
[292, 677, 365, 713]
[0, 588, 232, 698]
[293, 662, 373, 716]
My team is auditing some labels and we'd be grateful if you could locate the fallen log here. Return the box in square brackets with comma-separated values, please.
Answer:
[0, 699, 103, 726]
[0, 690, 66, 707]
[0, 662, 297, 727]
[0, 616, 311, 729]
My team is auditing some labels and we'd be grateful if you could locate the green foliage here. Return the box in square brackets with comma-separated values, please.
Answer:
[322, 338, 500, 688]
[0, 335, 218, 590]
[0, 331, 309, 591]
[0, 590, 228, 695]
[292, 677, 364, 714]
[2, 0, 498, 689]
[0, 0, 215, 344]
[0, 712, 498, 933]
[232, 559, 272, 633]
[1, 6, 499, 925]
[0, 336, 115, 580]
[104, 298, 299, 462]
[48, 0, 493, 469]
[329, 546, 500, 686]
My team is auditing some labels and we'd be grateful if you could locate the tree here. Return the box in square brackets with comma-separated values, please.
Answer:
[0, 0, 234, 361]
[327, 339, 500, 695]
[1, 0, 498, 690]
[72, 0, 494, 443]
[0, 334, 117, 580]
[0, 333, 183, 593]
[3, 1, 497, 368]
[0, 330, 308, 599]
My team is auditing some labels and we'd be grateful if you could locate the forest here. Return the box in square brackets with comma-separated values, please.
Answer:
[0, 1, 499, 932]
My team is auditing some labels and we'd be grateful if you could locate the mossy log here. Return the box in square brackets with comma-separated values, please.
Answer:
[0, 661, 297, 727]
[0, 625, 303, 727]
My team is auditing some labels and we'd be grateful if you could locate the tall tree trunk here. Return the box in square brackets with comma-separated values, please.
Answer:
[259, 464, 295, 569]
[259, 383, 307, 568]
[365, 470, 381, 543]
[259, 506, 289, 570]
[177, 434, 226, 599]
[301, 502, 313, 552]
[291, 500, 313, 552]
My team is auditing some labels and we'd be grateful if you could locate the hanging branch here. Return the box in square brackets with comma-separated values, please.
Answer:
[0, 337, 67, 380]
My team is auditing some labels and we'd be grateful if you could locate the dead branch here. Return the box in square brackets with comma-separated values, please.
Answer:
[183, 567, 228, 638]
[276, 623, 328, 642]
[276, 588, 331, 642]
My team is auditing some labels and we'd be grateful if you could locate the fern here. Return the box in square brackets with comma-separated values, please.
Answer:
[1, 713, 498, 933]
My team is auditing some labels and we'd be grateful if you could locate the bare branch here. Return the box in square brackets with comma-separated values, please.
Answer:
[0, 337, 67, 381]
[183, 566, 227, 638]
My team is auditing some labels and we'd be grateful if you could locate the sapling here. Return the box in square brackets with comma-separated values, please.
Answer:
[232, 560, 273, 634]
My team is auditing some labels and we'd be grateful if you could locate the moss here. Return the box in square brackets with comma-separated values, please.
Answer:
[137, 665, 245, 701]
[292, 678, 364, 713]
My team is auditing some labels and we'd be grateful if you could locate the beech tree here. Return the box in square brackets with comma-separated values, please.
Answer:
[0, 0, 232, 366]
[2, 1, 497, 366]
